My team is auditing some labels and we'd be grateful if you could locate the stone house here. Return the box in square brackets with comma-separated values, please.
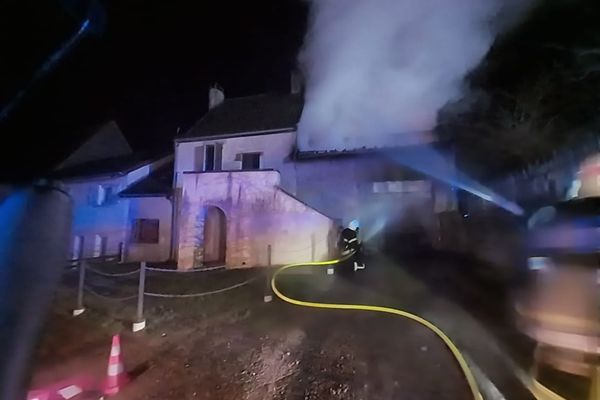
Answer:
[172, 85, 455, 269]
[55, 121, 173, 262]
[173, 90, 333, 269]
[119, 161, 174, 262]
[58, 87, 457, 269]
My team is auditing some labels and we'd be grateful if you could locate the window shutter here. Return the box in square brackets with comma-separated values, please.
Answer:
[214, 143, 223, 171]
[131, 220, 141, 242]
[194, 145, 205, 171]
[204, 144, 215, 171]
[96, 185, 106, 205]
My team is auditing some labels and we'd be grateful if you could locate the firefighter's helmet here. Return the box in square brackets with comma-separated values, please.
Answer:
[348, 219, 360, 231]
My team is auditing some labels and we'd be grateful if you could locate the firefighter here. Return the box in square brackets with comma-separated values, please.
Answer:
[339, 219, 365, 271]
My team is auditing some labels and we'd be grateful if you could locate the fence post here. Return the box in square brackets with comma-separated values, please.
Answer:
[264, 245, 273, 303]
[118, 242, 125, 263]
[310, 234, 316, 262]
[73, 260, 86, 316]
[268, 244, 272, 267]
[132, 261, 147, 332]
[326, 234, 335, 275]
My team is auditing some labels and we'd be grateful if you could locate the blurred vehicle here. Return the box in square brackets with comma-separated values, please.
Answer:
[517, 155, 600, 399]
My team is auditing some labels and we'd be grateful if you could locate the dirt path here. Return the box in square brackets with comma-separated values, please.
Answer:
[359, 252, 537, 399]
[30, 260, 484, 399]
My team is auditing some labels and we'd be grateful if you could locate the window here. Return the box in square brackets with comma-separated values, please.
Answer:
[72, 235, 84, 260]
[241, 153, 261, 170]
[204, 144, 215, 171]
[96, 185, 106, 205]
[90, 184, 115, 206]
[93, 234, 106, 257]
[371, 180, 430, 194]
[196, 144, 222, 172]
[372, 182, 387, 193]
[131, 219, 160, 244]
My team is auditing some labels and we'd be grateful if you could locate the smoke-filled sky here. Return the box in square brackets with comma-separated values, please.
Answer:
[298, 0, 534, 151]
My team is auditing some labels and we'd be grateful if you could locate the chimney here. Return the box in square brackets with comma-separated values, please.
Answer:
[208, 83, 225, 109]
[290, 70, 303, 94]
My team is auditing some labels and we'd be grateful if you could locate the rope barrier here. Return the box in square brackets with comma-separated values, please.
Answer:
[143, 276, 259, 298]
[146, 265, 225, 273]
[85, 265, 140, 278]
[83, 285, 137, 301]
[68, 254, 120, 264]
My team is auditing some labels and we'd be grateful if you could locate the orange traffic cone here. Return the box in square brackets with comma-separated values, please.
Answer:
[103, 334, 129, 395]
[26, 390, 49, 400]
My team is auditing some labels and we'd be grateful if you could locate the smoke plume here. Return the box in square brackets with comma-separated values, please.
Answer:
[298, 0, 533, 151]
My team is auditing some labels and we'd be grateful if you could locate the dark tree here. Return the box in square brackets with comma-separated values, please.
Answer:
[438, 0, 600, 177]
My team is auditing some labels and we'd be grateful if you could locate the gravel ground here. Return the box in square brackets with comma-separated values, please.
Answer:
[29, 255, 515, 400]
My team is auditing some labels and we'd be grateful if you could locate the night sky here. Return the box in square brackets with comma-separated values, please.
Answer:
[0, 0, 308, 181]
[2, 0, 600, 182]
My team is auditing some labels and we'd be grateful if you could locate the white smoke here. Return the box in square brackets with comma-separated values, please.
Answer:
[298, 0, 534, 151]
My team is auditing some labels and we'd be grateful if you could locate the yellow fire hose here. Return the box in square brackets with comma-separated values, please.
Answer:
[270, 258, 579, 400]
[270, 258, 483, 400]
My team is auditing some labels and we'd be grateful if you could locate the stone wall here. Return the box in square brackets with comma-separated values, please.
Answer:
[177, 170, 333, 269]
[294, 155, 439, 248]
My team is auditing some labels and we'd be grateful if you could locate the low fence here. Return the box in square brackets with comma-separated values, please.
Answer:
[66, 242, 335, 330]
[68, 259, 267, 332]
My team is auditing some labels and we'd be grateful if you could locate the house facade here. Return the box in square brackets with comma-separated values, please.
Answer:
[55, 121, 173, 262]
[173, 93, 334, 269]
[120, 161, 174, 262]
[171, 87, 456, 269]
[59, 87, 457, 269]
[294, 151, 446, 251]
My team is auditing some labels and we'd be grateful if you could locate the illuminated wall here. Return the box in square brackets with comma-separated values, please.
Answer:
[175, 130, 297, 193]
[177, 170, 333, 269]
[66, 156, 173, 261]
[67, 176, 130, 259]
[173, 130, 455, 264]
[294, 155, 442, 248]
[126, 196, 173, 262]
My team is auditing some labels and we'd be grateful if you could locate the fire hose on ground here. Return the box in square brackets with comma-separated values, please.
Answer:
[270, 256, 482, 400]
[270, 256, 573, 400]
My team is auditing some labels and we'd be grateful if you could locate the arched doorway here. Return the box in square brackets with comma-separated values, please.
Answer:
[203, 206, 226, 265]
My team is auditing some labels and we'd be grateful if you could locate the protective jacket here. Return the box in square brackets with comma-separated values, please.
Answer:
[339, 227, 360, 255]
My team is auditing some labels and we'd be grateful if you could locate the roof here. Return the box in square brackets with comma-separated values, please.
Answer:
[52, 153, 156, 180]
[120, 161, 174, 197]
[295, 144, 435, 160]
[57, 121, 132, 169]
[181, 93, 303, 139]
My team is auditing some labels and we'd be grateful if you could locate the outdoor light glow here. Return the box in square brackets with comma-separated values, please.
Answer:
[388, 146, 524, 216]
[362, 216, 386, 242]
[356, 146, 524, 244]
